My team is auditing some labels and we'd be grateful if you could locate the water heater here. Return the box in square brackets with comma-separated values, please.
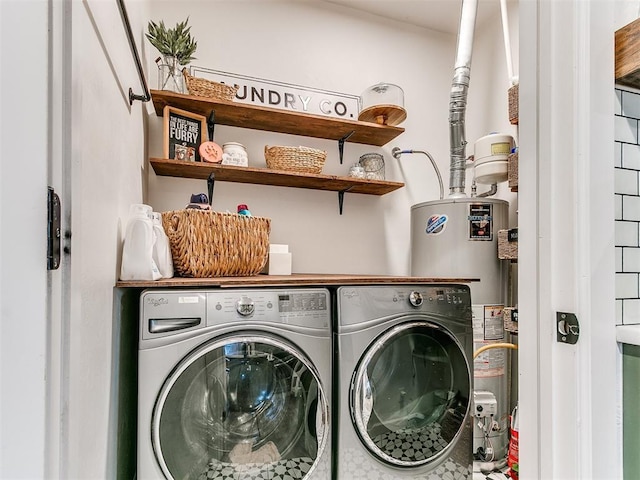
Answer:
[410, 197, 511, 462]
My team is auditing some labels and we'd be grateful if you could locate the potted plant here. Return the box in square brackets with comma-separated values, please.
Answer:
[146, 18, 198, 93]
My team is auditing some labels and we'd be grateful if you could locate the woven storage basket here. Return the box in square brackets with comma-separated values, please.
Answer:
[504, 307, 518, 334]
[508, 83, 519, 125]
[508, 151, 518, 191]
[161, 209, 270, 278]
[182, 68, 238, 101]
[498, 228, 518, 260]
[264, 145, 327, 174]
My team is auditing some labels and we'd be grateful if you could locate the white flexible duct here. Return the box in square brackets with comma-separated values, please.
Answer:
[449, 0, 478, 197]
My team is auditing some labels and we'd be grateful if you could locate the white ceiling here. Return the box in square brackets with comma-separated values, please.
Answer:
[321, 0, 503, 35]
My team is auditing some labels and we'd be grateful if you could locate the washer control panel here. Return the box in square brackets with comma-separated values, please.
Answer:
[208, 289, 330, 328]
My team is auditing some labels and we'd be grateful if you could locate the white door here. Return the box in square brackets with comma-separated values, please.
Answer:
[0, 0, 67, 477]
[519, 0, 618, 478]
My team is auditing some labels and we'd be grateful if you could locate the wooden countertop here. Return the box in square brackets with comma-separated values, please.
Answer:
[116, 273, 479, 289]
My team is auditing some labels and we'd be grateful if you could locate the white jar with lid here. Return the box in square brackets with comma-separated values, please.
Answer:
[222, 142, 248, 167]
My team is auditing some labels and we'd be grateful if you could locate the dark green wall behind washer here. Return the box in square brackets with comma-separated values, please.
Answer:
[623, 344, 640, 480]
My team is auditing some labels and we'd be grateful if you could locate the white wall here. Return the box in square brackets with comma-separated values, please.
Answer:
[616, 1, 640, 30]
[469, 0, 519, 223]
[147, 0, 518, 276]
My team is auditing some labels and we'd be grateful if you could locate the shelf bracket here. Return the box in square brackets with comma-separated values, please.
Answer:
[338, 186, 355, 215]
[207, 111, 216, 141]
[338, 131, 355, 165]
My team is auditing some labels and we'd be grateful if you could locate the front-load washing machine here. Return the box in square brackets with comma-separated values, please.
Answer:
[334, 285, 473, 479]
[138, 288, 331, 480]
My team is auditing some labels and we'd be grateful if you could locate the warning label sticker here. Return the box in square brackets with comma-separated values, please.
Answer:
[472, 305, 506, 378]
[468, 203, 493, 240]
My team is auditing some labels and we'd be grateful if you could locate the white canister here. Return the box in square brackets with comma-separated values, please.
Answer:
[222, 142, 249, 167]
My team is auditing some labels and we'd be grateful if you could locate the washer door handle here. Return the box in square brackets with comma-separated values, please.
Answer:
[148, 317, 201, 334]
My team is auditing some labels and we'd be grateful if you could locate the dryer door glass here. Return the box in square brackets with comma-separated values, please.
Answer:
[152, 334, 329, 480]
[350, 321, 471, 468]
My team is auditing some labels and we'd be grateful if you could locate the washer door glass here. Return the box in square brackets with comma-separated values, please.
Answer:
[153, 334, 329, 480]
[351, 321, 470, 468]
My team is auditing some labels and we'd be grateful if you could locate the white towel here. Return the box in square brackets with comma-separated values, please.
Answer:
[229, 441, 281, 465]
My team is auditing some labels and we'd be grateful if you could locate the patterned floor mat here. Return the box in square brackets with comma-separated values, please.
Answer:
[197, 457, 314, 480]
[372, 423, 449, 462]
[339, 446, 472, 480]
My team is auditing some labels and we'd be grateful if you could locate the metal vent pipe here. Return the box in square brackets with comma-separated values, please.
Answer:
[449, 0, 479, 197]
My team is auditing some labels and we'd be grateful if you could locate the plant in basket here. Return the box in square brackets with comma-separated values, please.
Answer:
[146, 17, 197, 93]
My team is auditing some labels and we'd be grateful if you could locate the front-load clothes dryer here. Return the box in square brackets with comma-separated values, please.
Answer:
[334, 285, 473, 479]
[138, 288, 331, 480]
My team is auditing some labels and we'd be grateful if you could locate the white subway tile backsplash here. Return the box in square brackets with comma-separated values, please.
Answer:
[623, 299, 640, 325]
[615, 169, 638, 195]
[624, 247, 640, 272]
[614, 90, 640, 324]
[617, 273, 639, 298]
[623, 195, 640, 221]
[623, 90, 640, 119]
[617, 299, 624, 325]
[616, 142, 623, 168]
[623, 143, 640, 170]
[615, 116, 638, 144]
[616, 220, 639, 246]
[622, 90, 640, 118]
[617, 247, 623, 272]
[616, 194, 623, 220]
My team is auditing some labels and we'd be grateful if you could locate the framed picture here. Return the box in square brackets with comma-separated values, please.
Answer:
[163, 106, 208, 162]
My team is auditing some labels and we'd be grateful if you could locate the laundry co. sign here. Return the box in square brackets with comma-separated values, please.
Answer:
[189, 66, 360, 120]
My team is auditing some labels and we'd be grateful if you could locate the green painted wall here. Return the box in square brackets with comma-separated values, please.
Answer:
[624, 344, 640, 480]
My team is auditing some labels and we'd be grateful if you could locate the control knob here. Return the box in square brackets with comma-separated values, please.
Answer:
[409, 291, 423, 307]
[236, 296, 255, 316]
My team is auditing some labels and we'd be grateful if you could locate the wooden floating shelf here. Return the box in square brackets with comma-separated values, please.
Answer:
[150, 90, 404, 147]
[150, 158, 404, 195]
[616, 18, 640, 88]
[116, 273, 480, 289]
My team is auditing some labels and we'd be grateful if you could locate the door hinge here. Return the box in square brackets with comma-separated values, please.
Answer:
[47, 187, 61, 270]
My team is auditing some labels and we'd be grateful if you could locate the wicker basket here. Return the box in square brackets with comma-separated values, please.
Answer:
[508, 151, 518, 191]
[161, 209, 270, 278]
[498, 228, 518, 261]
[508, 83, 519, 125]
[264, 145, 327, 174]
[504, 307, 518, 334]
[182, 68, 238, 101]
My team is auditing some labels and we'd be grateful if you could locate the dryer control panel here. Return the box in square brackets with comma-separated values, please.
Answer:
[337, 284, 472, 327]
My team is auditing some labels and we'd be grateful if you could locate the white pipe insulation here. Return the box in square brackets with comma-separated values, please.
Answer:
[448, 0, 478, 197]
